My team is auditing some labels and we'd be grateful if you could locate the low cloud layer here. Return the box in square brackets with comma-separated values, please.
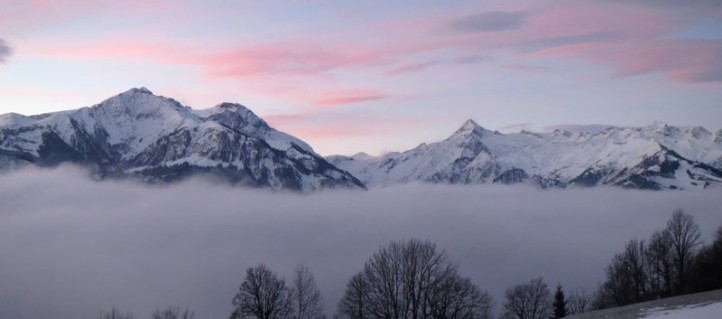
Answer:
[0, 39, 12, 64]
[1, 167, 721, 319]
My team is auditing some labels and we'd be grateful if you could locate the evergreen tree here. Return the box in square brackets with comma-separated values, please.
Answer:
[551, 284, 567, 319]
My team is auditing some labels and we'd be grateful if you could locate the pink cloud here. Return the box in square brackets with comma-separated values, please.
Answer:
[312, 90, 389, 107]
[606, 40, 722, 82]
[18, 0, 722, 107]
[527, 38, 722, 83]
[200, 44, 387, 80]
[502, 64, 554, 73]
[1, 0, 174, 29]
[385, 61, 440, 75]
[507, 4, 722, 83]
[265, 112, 426, 141]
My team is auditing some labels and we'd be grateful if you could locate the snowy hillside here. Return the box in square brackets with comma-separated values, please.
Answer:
[0, 88, 364, 191]
[328, 120, 722, 190]
[643, 302, 722, 319]
[568, 289, 722, 319]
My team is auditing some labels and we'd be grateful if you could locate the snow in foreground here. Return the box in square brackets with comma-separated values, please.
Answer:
[642, 301, 722, 318]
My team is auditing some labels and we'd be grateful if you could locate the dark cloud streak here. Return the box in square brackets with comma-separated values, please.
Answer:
[1, 167, 721, 319]
[518, 32, 618, 54]
[605, 0, 722, 9]
[447, 11, 527, 33]
[0, 38, 12, 64]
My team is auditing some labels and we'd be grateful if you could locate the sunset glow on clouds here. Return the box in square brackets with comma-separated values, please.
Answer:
[1, 0, 721, 155]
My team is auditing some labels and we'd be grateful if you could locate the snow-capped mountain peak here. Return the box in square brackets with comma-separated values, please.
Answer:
[196, 102, 314, 154]
[329, 119, 722, 190]
[198, 102, 269, 133]
[0, 88, 364, 191]
[119, 87, 153, 95]
[452, 119, 487, 137]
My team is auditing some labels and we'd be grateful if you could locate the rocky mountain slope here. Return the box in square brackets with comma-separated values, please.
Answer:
[0, 88, 364, 191]
[3, 89, 720, 191]
[328, 120, 722, 190]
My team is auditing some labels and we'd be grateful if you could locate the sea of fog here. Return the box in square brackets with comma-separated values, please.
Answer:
[1, 166, 721, 319]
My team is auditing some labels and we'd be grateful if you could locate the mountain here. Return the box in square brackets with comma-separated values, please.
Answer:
[327, 120, 722, 190]
[0, 88, 365, 191]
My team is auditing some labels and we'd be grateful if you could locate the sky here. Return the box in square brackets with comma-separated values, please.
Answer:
[1, 0, 722, 155]
[1, 166, 722, 319]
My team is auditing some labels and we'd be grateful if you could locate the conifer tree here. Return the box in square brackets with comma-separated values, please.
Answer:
[551, 284, 568, 319]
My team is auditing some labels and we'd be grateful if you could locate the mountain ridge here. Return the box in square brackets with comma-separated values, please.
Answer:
[2, 88, 721, 191]
[0, 88, 365, 191]
[328, 119, 722, 190]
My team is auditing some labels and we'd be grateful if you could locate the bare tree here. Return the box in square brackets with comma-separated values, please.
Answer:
[338, 239, 493, 319]
[151, 306, 195, 319]
[292, 264, 323, 319]
[690, 224, 722, 292]
[429, 272, 493, 319]
[338, 273, 368, 319]
[502, 277, 552, 319]
[98, 308, 134, 319]
[645, 230, 674, 298]
[231, 264, 293, 319]
[567, 289, 592, 315]
[595, 239, 650, 308]
[665, 209, 701, 294]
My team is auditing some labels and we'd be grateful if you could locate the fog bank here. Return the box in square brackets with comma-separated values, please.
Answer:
[1, 167, 721, 319]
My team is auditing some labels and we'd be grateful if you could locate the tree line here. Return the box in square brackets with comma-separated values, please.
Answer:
[594, 209, 722, 309]
[97, 210, 722, 319]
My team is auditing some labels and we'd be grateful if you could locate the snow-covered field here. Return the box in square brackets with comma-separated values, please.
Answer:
[568, 289, 722, 319]
[643, 302, 722, 318]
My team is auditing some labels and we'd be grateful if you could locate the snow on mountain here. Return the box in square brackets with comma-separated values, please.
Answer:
[195, 102, 314, 154]
[0, 88, 364, 191]
[3, 89, 720, 191]
[328, 119, 722, 190]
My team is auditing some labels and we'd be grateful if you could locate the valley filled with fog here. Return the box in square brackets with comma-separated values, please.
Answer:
[1, 166, 721, 319]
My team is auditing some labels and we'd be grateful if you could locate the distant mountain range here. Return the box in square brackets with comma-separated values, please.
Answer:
[328, 120, 722, 190]
[2, 88, 721, 191]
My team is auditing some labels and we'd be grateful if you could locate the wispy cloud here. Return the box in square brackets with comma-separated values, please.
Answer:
[450, 55, 489, 64]
[447, 11, 527, 33]
[385, 56, 489, 75]
[385, 61, 440, 75]
[498, 122, 531, 132]
[311, 89, 389, 107]
[527, 38, 722, 83]
[0, 38, 12, 64]
[313, 94, 388, 106]
[600, 0, 722, 11]
[502, 64, 554, 73]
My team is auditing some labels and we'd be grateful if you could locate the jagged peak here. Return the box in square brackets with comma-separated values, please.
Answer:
[688, 126, 711, 138]
[123, 87, 154, 95]
[351, 152, 373, 160]
[213, 102, 253, 113]
[648, 121, 669, 130]
[452, 119, 487, 137]
[91, 87, 189, 115]
[460, 118, 481, 130]
[209, 102, 265, 122]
